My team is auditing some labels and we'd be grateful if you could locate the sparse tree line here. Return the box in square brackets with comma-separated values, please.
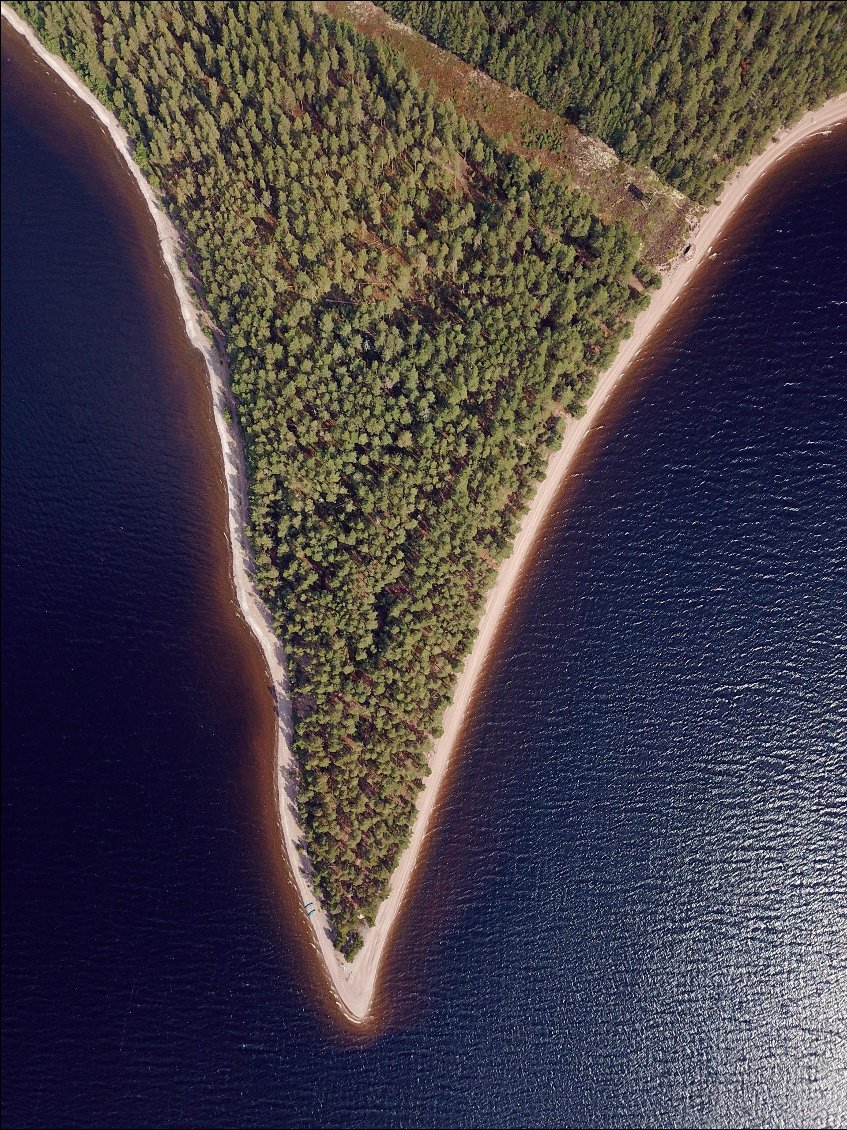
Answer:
[382, 0, 847, 203]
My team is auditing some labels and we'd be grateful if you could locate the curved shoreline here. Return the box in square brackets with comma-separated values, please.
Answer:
[0, 2, 343, 1018]
[348, 92, 847, 1022]
[5, 3, 846, 1026]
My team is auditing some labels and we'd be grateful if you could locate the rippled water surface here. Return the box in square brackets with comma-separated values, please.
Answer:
[3, 26, 846, 1130]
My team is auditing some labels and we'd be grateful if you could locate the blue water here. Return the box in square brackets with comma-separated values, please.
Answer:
[2, 26, 846, 1129]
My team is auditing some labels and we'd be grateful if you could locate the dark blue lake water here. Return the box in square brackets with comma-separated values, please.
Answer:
[2, 25, 846, 1130]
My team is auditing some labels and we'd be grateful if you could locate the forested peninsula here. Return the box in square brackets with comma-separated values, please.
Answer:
[9, 0, 845, 974]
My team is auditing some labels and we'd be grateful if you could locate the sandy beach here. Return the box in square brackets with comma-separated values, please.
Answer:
[344, 91, 847, 1023]
[0, 0, 322, 1013]
[5, 2, 846, 1026]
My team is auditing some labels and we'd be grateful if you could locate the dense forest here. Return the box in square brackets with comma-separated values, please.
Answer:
[12, 0, 651, 955]
[381, 1, 847, 202]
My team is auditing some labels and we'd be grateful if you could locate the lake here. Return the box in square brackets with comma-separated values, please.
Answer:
[2, 24, 846, 1129]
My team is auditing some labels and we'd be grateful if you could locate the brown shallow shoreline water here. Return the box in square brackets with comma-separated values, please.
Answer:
[4, 2, 846, 1027]
[0, 12, 340, 1028]
[375, 112, 847, 1037]
[341, 88, 847, 1024]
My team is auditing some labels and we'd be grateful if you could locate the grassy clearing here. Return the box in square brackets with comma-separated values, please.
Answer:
[321, 0, 696, 265]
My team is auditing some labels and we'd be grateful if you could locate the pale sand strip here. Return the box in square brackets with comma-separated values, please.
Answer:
[6, 3, 845, 1024]
[0, 0, 314, 1008]
[336, 90, 847, 1021]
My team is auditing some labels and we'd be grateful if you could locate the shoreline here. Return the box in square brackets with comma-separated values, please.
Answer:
[4, 3, 845, 1026]
[347, 92, 847, 1022]
[0, 3, 349, 1020]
